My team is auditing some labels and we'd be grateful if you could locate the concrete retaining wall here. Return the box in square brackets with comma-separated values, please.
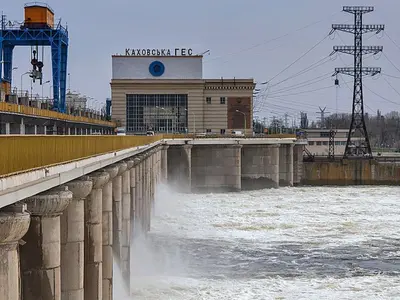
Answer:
[302, 159, 400, 185]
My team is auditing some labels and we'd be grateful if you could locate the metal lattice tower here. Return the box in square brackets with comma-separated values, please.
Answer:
[330, 6, 384, 159]
[328, 126, 337, 159]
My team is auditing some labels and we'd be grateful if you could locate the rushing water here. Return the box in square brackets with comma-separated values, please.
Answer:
[114, 185, 400, 300]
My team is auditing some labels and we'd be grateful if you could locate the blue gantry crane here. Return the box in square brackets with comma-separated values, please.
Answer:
[0, 2, 69, 112]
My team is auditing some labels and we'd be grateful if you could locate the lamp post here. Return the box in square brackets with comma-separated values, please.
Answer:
[236, 109, 246, 135]
[42, 80, 50, 100]
[185, 108, 195, 134]
[20, 71, 31, 97]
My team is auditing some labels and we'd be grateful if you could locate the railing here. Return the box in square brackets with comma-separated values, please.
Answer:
[0, 102, 115, 127]
[0, 135, 163, 177]
[162, 133, 297, 139]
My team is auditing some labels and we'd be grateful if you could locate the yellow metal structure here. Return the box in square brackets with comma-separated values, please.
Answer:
[0, 133, 297, 177]
[0, 135, 163, 176]
[0, 102, 116, 127]
[24, 4, 54, 28]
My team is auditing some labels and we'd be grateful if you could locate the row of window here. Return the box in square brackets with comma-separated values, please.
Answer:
[206, 97, 226, 104]
[309, 141, 347, 146]
[205, 129, 226, 134]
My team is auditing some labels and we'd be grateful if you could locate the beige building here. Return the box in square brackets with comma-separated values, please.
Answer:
[110, 48, 254, 134]
[305, 128, 350, 156]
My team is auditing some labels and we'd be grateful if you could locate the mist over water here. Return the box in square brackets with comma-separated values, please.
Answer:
[115, 185, 400, 299]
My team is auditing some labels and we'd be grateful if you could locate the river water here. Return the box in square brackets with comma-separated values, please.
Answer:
[114, 185, 400, 300]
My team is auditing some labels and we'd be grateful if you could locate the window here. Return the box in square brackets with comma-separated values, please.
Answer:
[126, 94, 188, 134]
[316, 141, 322, 146]
[323, 141, 328, 146]
[220, 129, 226, 134]
[206, 97, 211, 104]
[320, 132, 330, 137]
[220, 97, 226, 104]
[308, 141, 315, 145]
[206, 129, 212, 133]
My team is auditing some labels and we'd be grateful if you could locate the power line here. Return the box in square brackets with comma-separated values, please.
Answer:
[263, 34, 330, 85]
[204, 11, 342, 64]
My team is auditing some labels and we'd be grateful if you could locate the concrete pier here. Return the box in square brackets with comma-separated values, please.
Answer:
[121, 159, 133, 289]
[191, 144, 242, 192]
[61, 177, 93, 300]
[112, 162, 127, 263]
[0, 203, 30, 300]
[161, 145, 169, 183]
[102, 166, 119, 300]
[241, 145, 280, 189]
[21, 187, 72, 300]
[167, 145, 192, 192]
[279, 144, 294, 186]
[85, 171, 110, 300]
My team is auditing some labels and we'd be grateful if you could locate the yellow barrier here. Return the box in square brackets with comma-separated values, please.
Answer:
[0, 133, 297, 177]
[0, 135, 162, 176]
[0, 102, 116, 127]
[163, 133, 296, 139]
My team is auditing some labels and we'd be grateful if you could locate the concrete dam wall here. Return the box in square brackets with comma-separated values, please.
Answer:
[166, 142, 303, 192]
[302, 159, 400, 185]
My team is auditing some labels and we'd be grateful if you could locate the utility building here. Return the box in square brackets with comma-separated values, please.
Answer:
[110, 48, 254, 135]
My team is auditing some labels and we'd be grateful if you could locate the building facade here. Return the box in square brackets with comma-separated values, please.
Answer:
[110, 48, 255, 134]
[305, 128, 349, 156]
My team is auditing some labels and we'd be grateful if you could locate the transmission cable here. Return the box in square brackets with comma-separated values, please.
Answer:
[204, 11, 342, 64]
[263, 34, 330, 85]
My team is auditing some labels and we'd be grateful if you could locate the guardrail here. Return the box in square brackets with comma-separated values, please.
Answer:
[0, 133, 300, 177]
[0, 102, 115, 127]
[162, 133, 297, 139]
[0, 135, 163, 177]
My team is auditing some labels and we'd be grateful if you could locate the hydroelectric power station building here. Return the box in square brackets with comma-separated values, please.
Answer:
[110, 48, 255, 135]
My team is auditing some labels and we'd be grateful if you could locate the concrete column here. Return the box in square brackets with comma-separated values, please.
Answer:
[0, 203, 30, 300]
[131, 158, 140, 235]
[102, 166, 119, 300]
[191, 144, 242, 192]
[134, 156, 143, 233]
[5, 122, 10, 135]
[44, 125, 47, 135]
[61, 177, 93, 300]
[21, 187, 72, 300]
[167, 144, 192, 193]
[121, 160, 133, 291]
[241, 144, 280, 189]
[112, 162, 127, 263]
[279, 144, 294, 186]
[85, 171, 110, 300]
[293, 144, 304, 186]
[67, 127, 71, 135]
[75, 127, 78, 135]
[34, 124, 38, 135]
[161, 145, 169, 183]
[20, 118, 25, 134]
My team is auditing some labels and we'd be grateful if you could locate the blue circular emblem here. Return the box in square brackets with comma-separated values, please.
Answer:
[149, 61, 165, 77]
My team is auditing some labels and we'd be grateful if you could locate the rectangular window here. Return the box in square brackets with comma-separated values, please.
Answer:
[320, 132, 330, 137]
[316, 141, 322, 146]
[323, 141, 328, 146]
[220, 129, 226, 134]
[220, 97, 226, 104]
[206, 97, 211, 104]
[206, 129, 212, 133]
[126, 94, 188, 134]
[308, 141, 315, 145]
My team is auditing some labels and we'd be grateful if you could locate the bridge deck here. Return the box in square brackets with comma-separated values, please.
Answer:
[0, 134, 297, 177]
[0, 102, 115, 127]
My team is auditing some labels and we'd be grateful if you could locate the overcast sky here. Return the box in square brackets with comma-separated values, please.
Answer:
[5, 0, 400, 123]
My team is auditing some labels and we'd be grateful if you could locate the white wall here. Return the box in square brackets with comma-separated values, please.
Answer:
[112, 56, 203, 80]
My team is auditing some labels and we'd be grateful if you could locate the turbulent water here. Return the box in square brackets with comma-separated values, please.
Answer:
[114, 185, 400, 300]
